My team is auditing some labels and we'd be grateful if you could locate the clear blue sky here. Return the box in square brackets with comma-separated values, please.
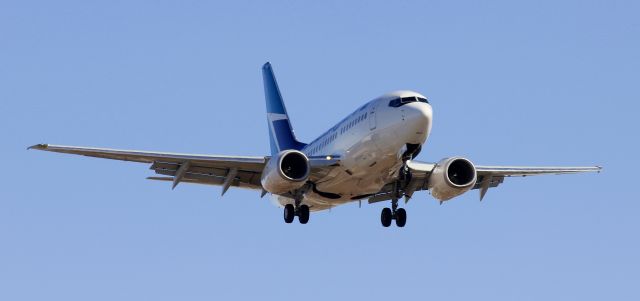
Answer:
[2, 1, 638, 300]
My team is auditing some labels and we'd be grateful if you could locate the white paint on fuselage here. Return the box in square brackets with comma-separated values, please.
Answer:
[275, 90, 433, 211]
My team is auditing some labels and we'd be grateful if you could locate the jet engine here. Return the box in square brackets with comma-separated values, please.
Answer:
[428, 157, 477, 201]
[261, 150, 310, 194]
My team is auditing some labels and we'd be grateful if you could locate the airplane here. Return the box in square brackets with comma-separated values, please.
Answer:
[29, 62, 602, 227]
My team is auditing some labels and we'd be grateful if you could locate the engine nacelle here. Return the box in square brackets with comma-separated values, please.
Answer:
[261, 150, 310, 195]
[428, 157, 477, 201]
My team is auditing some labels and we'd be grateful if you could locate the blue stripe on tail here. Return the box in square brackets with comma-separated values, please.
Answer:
[262, 62, 307, 155]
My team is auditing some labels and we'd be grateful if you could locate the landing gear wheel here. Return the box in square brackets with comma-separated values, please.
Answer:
[298, 205, 310, 224]
[381, 207, 392, 227]
[395, 208, 407, 227]
[284, 204, 295, 224]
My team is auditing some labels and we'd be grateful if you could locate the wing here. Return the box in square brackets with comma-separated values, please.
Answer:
[473, 165, 602, 200]
[29, 144, 267, 194]
[368, 160, 602, 203]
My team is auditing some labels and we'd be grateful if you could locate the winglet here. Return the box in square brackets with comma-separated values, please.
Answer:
[28, 144, 48, 150]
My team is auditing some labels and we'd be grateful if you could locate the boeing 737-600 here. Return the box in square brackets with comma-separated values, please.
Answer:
[30, 63, 601, 227]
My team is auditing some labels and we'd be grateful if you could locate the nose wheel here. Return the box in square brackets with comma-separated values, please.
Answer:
[283, 203, 310, 224]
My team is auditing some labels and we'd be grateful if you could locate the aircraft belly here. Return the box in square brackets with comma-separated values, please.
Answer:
[310, 145, 403, 207]
[316, 132, 389, 195]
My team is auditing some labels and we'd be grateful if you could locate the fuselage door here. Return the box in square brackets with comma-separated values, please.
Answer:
[368, 102, 377, 130]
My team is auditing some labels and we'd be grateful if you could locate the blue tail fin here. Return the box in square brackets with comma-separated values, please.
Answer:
[262, 62, 307, 155]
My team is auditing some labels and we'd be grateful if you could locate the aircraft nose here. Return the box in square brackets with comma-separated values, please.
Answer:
[406, 102, 432, 127]
[404, 102, 433, 140]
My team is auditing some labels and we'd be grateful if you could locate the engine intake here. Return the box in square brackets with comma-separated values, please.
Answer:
[447, 158, 476, 186]
[261, 150, 310, 194]
[428, 157, 477, 201]
[280, 151, 308, 180]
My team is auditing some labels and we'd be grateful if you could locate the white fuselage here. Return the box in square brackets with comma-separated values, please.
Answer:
[274, 91, 433, 210]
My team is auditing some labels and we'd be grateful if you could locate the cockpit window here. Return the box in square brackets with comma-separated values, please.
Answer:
[388, 96, 429, 107]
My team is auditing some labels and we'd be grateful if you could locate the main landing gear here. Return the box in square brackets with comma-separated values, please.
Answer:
[381, 163, 411, 227]
[380, 199, 407, 227]
[283, 185, 311, 224]
[283, 203, 310, 224]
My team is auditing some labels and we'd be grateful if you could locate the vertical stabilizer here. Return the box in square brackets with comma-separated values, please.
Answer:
[262, 62, 307, 155]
